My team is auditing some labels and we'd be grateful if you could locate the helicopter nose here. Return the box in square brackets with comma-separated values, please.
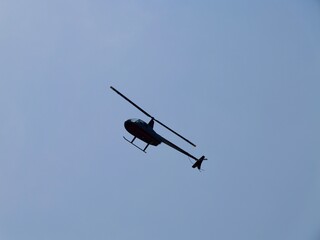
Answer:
[124, 119, 130, 127]
[124, 119, 134, 131]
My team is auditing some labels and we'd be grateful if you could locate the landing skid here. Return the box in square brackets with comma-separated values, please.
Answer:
[123, 136, 149, 153]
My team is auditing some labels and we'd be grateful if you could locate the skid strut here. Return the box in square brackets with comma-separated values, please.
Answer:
[123, 136, 149, 153]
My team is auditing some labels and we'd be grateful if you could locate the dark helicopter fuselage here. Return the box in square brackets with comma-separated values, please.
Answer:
[124, 118, 161, 146]
[123, 118, 202, 165]
[111, 86, 207, 170]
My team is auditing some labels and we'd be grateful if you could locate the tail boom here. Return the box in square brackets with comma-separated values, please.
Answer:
[159, 136, 207, 170]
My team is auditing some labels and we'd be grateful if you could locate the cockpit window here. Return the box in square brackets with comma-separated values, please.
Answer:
[129, 119, 146, 125]
[134, 119, 147, 124]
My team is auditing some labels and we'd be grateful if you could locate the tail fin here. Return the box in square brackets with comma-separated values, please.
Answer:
[192, 156, 206, 170]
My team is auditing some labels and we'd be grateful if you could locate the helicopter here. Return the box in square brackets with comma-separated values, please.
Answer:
[110, 86, 207, 170]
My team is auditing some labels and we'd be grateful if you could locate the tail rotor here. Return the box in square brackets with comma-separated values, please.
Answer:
[192, 156, 207, 170]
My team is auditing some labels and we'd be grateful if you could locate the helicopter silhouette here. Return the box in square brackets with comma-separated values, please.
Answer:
[110, 86, 207, 170]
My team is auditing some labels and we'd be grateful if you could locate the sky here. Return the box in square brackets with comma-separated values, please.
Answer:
[0, 0, 320, 239]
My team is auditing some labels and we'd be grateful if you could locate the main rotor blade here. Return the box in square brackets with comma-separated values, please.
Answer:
[110, 86, 196, 147]
[155, 119, 196, 147]
[110, 86, 153, 118]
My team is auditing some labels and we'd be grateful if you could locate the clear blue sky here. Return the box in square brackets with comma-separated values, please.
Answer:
[1, 1, 319, 239]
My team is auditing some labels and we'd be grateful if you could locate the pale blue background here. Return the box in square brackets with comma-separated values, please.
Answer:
[1, 1, 319, 239]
